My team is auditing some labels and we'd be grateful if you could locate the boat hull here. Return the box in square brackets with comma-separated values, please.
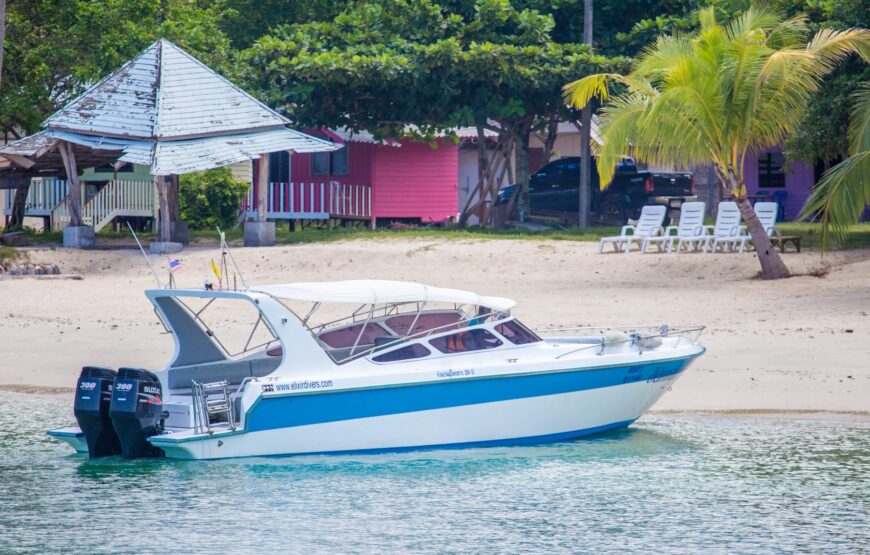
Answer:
[150, 354, 700, 459]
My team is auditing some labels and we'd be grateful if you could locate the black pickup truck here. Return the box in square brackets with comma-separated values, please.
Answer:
[497, 156, 696, 225]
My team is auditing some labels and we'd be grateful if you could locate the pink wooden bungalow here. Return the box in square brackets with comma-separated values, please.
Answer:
[243, 128, 458, 227]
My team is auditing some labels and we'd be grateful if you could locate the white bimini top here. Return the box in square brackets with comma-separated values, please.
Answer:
[250, 280, 516, 311]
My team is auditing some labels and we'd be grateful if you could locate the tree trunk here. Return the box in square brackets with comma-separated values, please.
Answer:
[167, 174, 179, 223]
[156, 175, 171, 242]
[475, 119, 488, 223]
[257, 153, 269, 222]
[7, 179, 28, 229]
[541, 116, 559, 164]
[717, 164, 789, 279]
[58, 142, 82, 227]
[578, 0, 594, 228]
[0, 0, 6, 89]
[514, 123, 531, 220]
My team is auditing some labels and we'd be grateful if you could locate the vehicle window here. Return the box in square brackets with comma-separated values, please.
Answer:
[562, 160, 580, 174]
[373, 343, 431, 363]
[385, 312, 463, 336]
[429, 329, 503, 354]
[319, 322, 389, 348]
[495, 320, 542, 345]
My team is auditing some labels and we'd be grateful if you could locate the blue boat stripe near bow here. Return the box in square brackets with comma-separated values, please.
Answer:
[245, 358, 690, 432]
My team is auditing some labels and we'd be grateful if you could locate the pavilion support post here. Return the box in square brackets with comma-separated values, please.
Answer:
[244, 153, 275, 247]
[59, 141, 94, 248]
[150, 174, 182, 254]
[167, 174, 188, 244]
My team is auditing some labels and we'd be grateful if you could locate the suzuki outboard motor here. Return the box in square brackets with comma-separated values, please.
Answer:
[74, 366, 122, 458]
[109, 368, 164, 458]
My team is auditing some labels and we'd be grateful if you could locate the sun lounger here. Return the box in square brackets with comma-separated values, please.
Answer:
[735, 201, 781, 252]
[597, 205, 667, 254]
[704, 201, 743, 253]
[642, 201, 706, 253]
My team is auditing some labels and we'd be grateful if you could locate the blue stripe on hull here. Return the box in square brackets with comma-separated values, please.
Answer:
[247, 357, 692, 433]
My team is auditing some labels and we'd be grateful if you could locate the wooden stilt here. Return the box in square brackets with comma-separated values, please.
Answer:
[58, 142, 82, 227]
[257, 154, 269, 222]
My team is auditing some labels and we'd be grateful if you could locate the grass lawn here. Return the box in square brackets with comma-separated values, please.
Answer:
[10, 222, 870, 250]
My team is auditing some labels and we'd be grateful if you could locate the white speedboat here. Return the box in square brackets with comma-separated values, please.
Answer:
[49, 279, 705, 460]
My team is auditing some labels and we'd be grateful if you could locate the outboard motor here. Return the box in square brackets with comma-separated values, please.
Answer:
[74, 366, 122, 458]
[109, 368, 164, 458]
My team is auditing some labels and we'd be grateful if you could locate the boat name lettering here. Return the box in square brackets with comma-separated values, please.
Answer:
[79, 381, 97, 390]
[621, 365, 645, 384]
[646, 369, 673, 383]
[115, 382, 133, 392]
[436, 369, 474, 379]
[275, 380, 334, 392]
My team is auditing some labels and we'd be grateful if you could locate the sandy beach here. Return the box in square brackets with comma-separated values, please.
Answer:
[1, 238, 868, 413]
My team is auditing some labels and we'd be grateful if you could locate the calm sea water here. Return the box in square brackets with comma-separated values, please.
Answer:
[0, 393, 867, 554]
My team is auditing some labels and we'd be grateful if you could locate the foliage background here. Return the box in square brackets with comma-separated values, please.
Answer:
[178, 168, 249, 230]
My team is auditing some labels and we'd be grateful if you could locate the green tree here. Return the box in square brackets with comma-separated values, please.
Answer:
[179, 168, 249, 230]
[799, 84, 870, 247]
[565, 4, 869, 279]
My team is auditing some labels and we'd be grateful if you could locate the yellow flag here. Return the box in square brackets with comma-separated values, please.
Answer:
[210, 259, 221, 283]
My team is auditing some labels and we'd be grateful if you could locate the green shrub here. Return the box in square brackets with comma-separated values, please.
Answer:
[179, 168, 249, 230]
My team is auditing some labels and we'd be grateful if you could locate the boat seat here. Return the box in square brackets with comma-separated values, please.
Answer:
[168, 353, 280, 390]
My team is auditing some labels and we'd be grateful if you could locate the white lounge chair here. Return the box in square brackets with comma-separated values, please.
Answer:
[736, 201, 781, 252]
[704, 201, 743, 253]
[642, 201, 706, 253]
[597, 205, 667, 254]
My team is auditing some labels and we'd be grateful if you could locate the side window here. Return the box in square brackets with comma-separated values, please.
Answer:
[319, 322, 389, 348]
[429, 329, 503, 354]
[373, 343, 431, 363]
[495, 320, 541, 345]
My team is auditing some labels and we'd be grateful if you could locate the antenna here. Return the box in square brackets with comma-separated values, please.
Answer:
[127, 222, 163, 288]
[216, 226, 248, 290]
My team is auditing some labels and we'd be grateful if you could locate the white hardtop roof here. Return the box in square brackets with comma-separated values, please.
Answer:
[250, 280, 516, 311]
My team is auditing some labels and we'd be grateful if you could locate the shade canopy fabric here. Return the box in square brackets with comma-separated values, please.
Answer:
[251, 280, 517, 312]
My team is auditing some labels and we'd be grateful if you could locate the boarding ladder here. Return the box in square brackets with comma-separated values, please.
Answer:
[191, 380, 236, 434]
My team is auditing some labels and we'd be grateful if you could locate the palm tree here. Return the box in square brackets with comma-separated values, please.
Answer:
[799, 84, 869, 248]
[564, 5, 869, 279]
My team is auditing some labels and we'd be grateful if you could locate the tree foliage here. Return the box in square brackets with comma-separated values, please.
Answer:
[565, 4, 869, 278]
[178, 168, 249, 230]
[0, 0, 236, 136]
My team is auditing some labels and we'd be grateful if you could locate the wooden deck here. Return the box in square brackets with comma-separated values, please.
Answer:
[242, 181, 372, 221]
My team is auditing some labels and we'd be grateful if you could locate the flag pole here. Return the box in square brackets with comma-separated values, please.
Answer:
[127, 222, 162, 288]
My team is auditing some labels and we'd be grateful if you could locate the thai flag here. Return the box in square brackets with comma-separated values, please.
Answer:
[168, 259, 183, 273]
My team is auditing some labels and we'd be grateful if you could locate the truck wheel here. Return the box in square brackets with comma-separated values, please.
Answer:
[597, 200, 625, 226]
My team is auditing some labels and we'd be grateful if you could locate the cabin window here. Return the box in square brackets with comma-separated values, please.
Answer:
[319, 322, 389, 348]
[92, 162, 133, 173]
[757, 152, 785, 188]
[373, 343, 431, 363]
[495, 321, 541, 345]
[311, 144, 349, 176]
[385, 312, 463, 336]
[429, 329, 503, 354]
[269, 151, 290, 183]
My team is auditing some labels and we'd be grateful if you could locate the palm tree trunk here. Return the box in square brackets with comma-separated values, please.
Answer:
[735, 196, 789, 278]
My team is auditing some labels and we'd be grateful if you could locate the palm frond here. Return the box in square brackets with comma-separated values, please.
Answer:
[849, 83, 870, 154]
[798, 151, 870, 248]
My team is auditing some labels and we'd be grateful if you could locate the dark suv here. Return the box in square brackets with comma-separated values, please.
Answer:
[498, 156, 696, 225]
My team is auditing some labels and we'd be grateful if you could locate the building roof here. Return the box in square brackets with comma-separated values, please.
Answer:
[251, 280, 516, 311]
[43, 39, 289, 141]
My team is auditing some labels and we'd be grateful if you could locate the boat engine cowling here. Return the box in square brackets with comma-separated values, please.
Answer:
[109, 368, 164, 458]
[74, 366, 122, 458]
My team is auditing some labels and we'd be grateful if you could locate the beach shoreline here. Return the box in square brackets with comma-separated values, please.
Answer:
[1, 238, 867, 413]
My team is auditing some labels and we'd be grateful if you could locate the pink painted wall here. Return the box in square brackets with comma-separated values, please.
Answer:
[371, 139, 458, 222]
[290, 141, 375, 186]
[743, 146, 814, 220]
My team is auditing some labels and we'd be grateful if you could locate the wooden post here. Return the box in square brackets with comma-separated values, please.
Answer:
[168, 174, 179, 224]
[156, 174, 170, 242]
[58, 142, 82, 227]
[258, 153, 269, 222]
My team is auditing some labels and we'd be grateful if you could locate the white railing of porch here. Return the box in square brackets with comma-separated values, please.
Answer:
[2, 178, 68, 217]
[242, 181, 372, 220]
[51, 179, 156, 232]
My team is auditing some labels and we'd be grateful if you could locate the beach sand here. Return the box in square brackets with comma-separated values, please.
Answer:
[1, 239, 867, 413]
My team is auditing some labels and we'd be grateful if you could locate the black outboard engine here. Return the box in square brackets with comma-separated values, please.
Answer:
[109, 368, 164, 458]
[74, 366, 122, 458]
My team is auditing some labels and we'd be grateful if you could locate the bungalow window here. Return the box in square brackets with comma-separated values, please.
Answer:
[311, 144, 349, 176]
[268, 151, 290, 183]
[757, 152, 785, 188]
